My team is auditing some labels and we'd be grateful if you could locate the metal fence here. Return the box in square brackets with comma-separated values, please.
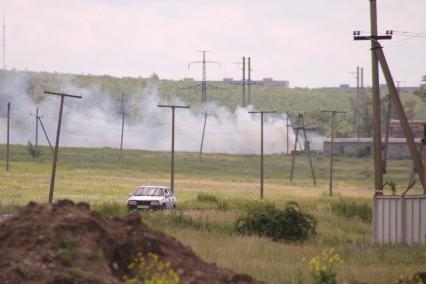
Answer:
[374, 195, 426, 245]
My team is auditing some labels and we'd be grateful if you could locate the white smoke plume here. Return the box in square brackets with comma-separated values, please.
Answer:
[0, 73, 314, 155]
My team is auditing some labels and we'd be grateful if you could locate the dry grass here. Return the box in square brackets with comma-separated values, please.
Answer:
[0, 145, 425, 283]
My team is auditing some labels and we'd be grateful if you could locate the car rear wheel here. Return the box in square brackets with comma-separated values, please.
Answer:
[161, 204, 167, 210]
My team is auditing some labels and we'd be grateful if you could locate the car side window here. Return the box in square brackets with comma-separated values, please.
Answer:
[165, 189, 170, 197]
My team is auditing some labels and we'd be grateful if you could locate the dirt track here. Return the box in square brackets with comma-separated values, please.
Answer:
[0, 200, 261, 284]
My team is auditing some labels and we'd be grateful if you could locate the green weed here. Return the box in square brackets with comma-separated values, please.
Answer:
[330, 198, 372, 223]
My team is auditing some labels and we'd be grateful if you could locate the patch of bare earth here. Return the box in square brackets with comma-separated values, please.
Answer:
[0, 200, 261, 284]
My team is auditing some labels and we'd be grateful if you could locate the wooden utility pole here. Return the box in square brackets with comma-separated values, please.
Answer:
[383, 93, 391, 173]
[44, 91, 82, 204]
[29, 107, 40, 148]
[370, 0, 383, 193]
[289, 113, 316, 186]
[248, 110, 276, 199]
[38, 116, 54, 153]
[361, 67, 365, 136]
[199, 111, 207, 157]
[286, 114, 290, 155]
[118, 93, 127, 159]
[322, 110, 346, 196]
[247, 57, 252, 105]
[354, 2, 423, 192]
[6, 102, 10, 171]
[356, 66, 360, 141]
[375, 48, 425, 191]
[157, 104, 190, 193]
[35, 107, 39, 148]
[369, 0, 381, 183]
[353, 0, 392, 194]
[242, 57, 246, 107]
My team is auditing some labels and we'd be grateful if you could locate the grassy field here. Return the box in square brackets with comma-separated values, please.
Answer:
[0, 145, 425, 283]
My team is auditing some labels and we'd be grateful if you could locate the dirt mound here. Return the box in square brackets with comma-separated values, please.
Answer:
[0, 200, 261, 284]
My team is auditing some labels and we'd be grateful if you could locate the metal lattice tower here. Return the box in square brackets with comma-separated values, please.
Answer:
[248, 57, 252, 105]
[2, 14, 5, 70]
[188, 50, 220, 103]
[201, 51, 207, 103]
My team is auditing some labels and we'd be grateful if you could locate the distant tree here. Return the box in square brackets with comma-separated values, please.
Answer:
[149, 73, 160, 81]
[414, 74, 426, 101]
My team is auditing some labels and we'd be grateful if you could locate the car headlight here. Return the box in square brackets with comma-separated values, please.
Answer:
[151, 200, 160, 206]
[128, 200, 137, 205]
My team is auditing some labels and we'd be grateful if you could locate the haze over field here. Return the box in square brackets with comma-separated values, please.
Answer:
[0, 73, 301, 154]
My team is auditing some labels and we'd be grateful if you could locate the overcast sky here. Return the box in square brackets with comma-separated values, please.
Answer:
[2, 0, 425, 88]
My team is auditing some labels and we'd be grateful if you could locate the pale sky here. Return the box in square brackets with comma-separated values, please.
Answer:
[2, 0, 426, 87]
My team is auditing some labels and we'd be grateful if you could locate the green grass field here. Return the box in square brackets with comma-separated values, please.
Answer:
[0, 145, 425, 284]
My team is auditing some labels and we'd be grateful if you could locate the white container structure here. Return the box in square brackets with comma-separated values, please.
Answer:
[373, 118, 426, 246]
[373, 195, 426, 245]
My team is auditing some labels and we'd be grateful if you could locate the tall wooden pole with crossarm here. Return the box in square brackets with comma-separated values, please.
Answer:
[248, 110, 276, 199]
[158, 104, 190, 193]
[44, 91, 82, 204]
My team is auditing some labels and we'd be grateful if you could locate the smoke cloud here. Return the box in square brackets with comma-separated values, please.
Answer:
[0, 72, 324, 155]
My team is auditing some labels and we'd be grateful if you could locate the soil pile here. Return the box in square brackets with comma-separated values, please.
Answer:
[0, 200, 261, 284]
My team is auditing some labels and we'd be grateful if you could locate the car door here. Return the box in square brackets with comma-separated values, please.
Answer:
[164, 189, 172, 209]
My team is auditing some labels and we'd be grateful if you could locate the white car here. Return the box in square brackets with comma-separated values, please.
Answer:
[127, 186, 176, 211]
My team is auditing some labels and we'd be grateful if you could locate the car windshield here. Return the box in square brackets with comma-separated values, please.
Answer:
[133, 187, 164, 196]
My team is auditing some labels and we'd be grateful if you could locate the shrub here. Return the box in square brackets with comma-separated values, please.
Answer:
[307, 248, 343, 284]
[124, 252, 180, 284]
[235, 201, 317, 241]
[26, 141, 41, 158]
[330, 198, 371, 223]
[356, 147, 371, 158]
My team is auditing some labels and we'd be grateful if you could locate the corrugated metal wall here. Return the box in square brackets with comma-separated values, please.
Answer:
[374, 195, 426, 245]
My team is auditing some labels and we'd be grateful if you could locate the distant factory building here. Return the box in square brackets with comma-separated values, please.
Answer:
[323, 137, 422, 159]
[389, 120, 426, 139]
[221, 77, 289, 87]
[323, 120, 426, 159]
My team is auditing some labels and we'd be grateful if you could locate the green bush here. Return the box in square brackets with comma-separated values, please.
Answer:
[356, 147, 371, 158]
[26, 141, 41, 158]
[330, 198, 371, 223]
[235, 201, 317, 241]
